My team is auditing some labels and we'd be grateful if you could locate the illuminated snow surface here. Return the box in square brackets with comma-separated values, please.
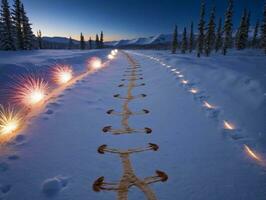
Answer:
[0, 49, 265, 199]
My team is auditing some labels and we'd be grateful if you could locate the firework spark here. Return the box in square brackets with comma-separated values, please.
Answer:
[52, 64, 73, 85]
[14, 75, 48, 108]
[87, 57, 102, 70]
[0, 105, 22, 135]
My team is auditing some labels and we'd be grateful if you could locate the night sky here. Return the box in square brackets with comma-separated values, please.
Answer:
[21, 0, 264, 41]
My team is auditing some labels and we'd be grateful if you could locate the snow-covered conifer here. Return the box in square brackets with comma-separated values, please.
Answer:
[0, 0, 16, 50]
[181, 27, 187, 53]
[197, 0, 205, 57]
[222, 0, 233, 55]
[171, 25, 178, 54]
[205, 6, 216, 56]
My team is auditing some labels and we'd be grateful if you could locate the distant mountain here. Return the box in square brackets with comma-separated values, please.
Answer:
[42, 37, 80, 44]
[105, 34, 175, 47]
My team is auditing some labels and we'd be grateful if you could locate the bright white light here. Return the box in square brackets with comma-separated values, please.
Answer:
[0, 105, 22, 135]
[175, 71, 180, 74]
[111, 50, 116, 56]
[203, 101, 215, 109]
[29, 91, 44, 104]
[178, 74, 184, 78]
[223, 120, 234, 130]
[189, 88, 198, 94]
[87, 57, 102, 70]
[171, 69, 176, 72]
[108, 54, 114, 60]
[114, 49, 118, 53]
[181, 79, 188, 84]
[52, 65, 73, 85]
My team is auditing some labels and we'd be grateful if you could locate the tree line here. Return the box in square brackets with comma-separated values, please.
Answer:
[0, 0, 34, 50]
[0, 0, 106, 51]
[171, 0, 266, 56]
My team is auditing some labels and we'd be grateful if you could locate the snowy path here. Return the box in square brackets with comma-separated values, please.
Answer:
[0, 51, 265, 200]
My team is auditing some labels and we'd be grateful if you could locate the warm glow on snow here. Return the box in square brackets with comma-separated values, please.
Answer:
[223, 120, 234, 130]
[181, 79, 188, 84]
[111, 50, 116, 56]
[88, 57, 102, 70]
[244, 145, 262, 162]
[189, 88, 198, 94]
[203, 101, 215, 109]
[108, 54, 114, 60]
[14, 75, 48, 107]
[52, 65, 73, 84]
[0, 105, 22, 135]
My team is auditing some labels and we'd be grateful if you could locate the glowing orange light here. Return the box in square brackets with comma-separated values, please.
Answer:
[189, 88, 198, 94]
[111, 50, 116, 56]
[203, 101, 215, 109]
[181, 79, 188, 84]
[52, 65, 73, 85]
[244, 145, 262, 162]
[14, 75, 48, 107]
[87, 57, 102, 70]
[223, 120, 234, 130]
[108, 54, 114, 60]
[0, 105, 22, 135]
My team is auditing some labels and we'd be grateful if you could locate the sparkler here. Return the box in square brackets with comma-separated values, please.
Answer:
[52, 64, 73, 85]
[223, 120, 234, 130]
[0, 105, 22, 135]
[14, 75, 48, 107]
[87, 57, 102, 70]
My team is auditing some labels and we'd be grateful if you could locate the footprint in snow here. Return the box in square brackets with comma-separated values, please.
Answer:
[7, 155, 19, 161]
[42, 176, 70, 197]
[45, 109, 54, 115]
[0, 184, 12, 197]
[48, 102, 61, 108]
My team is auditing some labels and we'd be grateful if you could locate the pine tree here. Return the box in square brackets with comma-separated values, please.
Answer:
[21, 4, 34, 50]
[12, 0, 24, 49]
[222, 0, 233, 55]
[262, 3, 266, 54]
[236, 9, 248, 50]
[245, 11, 251, 47]
[0, 0, 15, 50]
[68, 36, 73, 49]
[37, 30, 42, 49]
[181, 27, 188, 53]
[189, 22, 194, 53]
[100, 31, 104, 48]
[89, 37, 92, 49]
[197, 0, 205, 57]
[95, 34, 99, 48]
[215, 17, 223, 52]
[171, 25, 178, 54]
[205, 6, 216, 56]
[252, 20, 259, 48]
[80, 32, 85, 50]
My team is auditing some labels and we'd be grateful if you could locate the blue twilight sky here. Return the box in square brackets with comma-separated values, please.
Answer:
[19, 0, 264, 41]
